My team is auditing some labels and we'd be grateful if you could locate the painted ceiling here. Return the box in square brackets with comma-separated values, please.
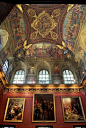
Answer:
[0, 4, 86, 70]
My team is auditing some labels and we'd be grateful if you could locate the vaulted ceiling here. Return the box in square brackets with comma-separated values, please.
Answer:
[0, 3, 86, 78]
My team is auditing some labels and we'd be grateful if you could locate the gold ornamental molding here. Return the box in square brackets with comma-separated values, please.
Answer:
[0, 65, 86, 93]
[27, 9, 58, 40]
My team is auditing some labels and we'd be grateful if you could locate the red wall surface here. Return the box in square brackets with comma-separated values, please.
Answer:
[0, 88, 86, 128]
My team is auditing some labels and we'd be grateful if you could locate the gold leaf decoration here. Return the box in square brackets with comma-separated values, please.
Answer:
[56, 41, 66, 50]
[50, 31, 58, 40]
[67, 4, 74, 12]
[16, 4, 23, 13]
[52, 9, 60, 17]
[27, 9, 37, 18]
[30, 10, 57, 39]
[23, 40, 32, 50]
[30, 31, 38, 40]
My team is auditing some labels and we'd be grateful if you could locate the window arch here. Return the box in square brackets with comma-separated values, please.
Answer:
[2, 60, 8, 74]
[38, 70, 49, 84]
[13, 70, 25, 84]
[63, 70, 75, 84]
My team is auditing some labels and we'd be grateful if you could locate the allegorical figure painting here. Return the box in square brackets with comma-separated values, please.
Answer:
[32, 93, 56, 122]
[25, 43, 62, 59]
[54, 65, 59, 74]
[61, 97, 85, 122]
[28, 65, 35, 74]
[3, 98, 25, 122]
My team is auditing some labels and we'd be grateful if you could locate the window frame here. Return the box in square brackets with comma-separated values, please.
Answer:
[13, 70, 25, 84]
[63, 70, 75, 84]
[38, 69, 50, 84]
[2, 60, 9, 74]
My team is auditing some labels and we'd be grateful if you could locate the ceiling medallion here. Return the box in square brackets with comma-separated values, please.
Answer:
[30, 10, 58, 40]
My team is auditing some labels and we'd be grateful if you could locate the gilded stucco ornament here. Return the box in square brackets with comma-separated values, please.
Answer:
[28, 10, 58, 40]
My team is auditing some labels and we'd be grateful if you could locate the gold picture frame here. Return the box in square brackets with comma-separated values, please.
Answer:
[32, 93, 56, 122]
[61, 96, 86, 122]
[3, 98, 25, 122]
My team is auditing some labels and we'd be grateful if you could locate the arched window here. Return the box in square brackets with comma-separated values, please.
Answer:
[63, 70, 75, 84]
[38, 70, 49, 84]
[13, 70, 25, 84]
[2, 60, 8, 74]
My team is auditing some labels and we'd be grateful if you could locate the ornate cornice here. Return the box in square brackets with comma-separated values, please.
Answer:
[0, 64, 86, 93]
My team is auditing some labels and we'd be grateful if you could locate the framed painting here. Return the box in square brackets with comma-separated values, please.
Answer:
[36, 125, 53, 128]
[0, 124, 16, 128]
[61, 96, 86, 122]
[3, 98, 25, 122]
[32, 93, 56, 122]
[73, 125, 86, 128]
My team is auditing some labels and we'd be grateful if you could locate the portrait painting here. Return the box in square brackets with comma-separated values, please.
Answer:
[3, 98, 25, 122]
[32, 93, 56, 122]
[61, 97, 86, 122]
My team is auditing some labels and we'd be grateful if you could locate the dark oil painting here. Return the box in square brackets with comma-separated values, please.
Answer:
[32, 93, 56, 122]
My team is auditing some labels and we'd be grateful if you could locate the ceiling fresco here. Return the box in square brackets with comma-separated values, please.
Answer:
[0, 4, 86, 68]
[63, 4, 85, 52]
[5, 4, 68, 60]
[25, 43, 62, 58]
[8, 6, 26, 51]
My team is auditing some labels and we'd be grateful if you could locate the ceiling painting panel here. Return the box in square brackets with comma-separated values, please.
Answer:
[63, 4, 85, 52]
[1, 4, 86, 68]
[8, 6, 26, 51]
[25, 43, 62, 59]
[22, 4, 68, 45]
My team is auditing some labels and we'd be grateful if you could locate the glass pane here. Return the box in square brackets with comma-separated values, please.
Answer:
[21, 71, 24, 74]
[69, 70, 72, 74]
[46, 71, 48, 74]
[66, 70, 68, 74]
[18, 75, 21, 79]
[42, 75, 45, 78]
[67, 77, 70, 80]
[64, 78, 67, 80]
[63, 71, 65, 74]
[39, 70, 49, 82]
[40, 71, 42, 74]
[46, 75, 49, 77]
[19, 70, 21, 74]
[43, 70, 45, 74]
[71, 77, 74, 80]
[5, 61, 8, 67]
[16, 71, 18, 74]
[63, 70, 75, 84]
[13, 80, 16, 84]
[39, 75, 42, 78]
[13, 70, 25, 84]
[63, 74, 67, 77]
[46, 81, 49, 84]
[65, 80, 67, 83]
[14, 75, 17, 79]
[43, 77, 46, 80]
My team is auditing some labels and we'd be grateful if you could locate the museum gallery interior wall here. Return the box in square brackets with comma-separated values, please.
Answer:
[0, 86, 86, 128]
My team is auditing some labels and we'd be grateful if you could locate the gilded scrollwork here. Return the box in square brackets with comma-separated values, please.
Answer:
[51, 9, 61, 17]
[30, 10, 58, 40]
